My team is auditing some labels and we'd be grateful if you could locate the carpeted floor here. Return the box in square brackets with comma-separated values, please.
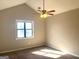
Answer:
[0, 46, 79, 59]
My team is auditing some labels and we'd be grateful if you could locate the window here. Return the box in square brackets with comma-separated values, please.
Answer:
[16, 20, 34, 39]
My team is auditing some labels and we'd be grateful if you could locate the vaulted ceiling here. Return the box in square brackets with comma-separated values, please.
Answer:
[0, 0, 27, 10]
[0, 0, 79, 15]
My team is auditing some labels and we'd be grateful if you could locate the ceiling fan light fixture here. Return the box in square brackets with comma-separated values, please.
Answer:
[40, 13, 48, 18]
[40, 10, 48, 18]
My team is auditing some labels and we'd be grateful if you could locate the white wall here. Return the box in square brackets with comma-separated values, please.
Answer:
[46, 8, 79, 56]
[0, 4, 45, 52]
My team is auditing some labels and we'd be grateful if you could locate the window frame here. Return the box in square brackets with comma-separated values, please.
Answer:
[16, 20, 34, 40]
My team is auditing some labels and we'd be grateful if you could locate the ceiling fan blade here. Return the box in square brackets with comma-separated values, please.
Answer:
[48, 10, 55, 12]
[49, 14, 54, 15]
[38, 10, 41, 12]
[38, 7, 41, 9]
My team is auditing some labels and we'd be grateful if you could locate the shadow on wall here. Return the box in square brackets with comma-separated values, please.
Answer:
[46, 8, 79, 57]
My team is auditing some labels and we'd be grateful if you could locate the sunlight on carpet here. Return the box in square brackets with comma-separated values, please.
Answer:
[32, 48, 67, 58]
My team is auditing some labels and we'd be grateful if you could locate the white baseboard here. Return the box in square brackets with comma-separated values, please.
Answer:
[0, 44, 44, 54]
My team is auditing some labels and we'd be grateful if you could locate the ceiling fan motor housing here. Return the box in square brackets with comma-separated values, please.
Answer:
[42, 10, 47, 14]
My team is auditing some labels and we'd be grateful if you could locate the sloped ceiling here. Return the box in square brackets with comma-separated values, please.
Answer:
[26, 0, 79, 15]
[0, 0, 79, 15]
[0, 0, 27, 10]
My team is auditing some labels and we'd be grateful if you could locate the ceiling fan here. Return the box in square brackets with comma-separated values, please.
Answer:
[38, 0, 55, 18]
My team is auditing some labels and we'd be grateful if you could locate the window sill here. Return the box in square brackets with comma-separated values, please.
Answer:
[16, 37, 34, 40]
